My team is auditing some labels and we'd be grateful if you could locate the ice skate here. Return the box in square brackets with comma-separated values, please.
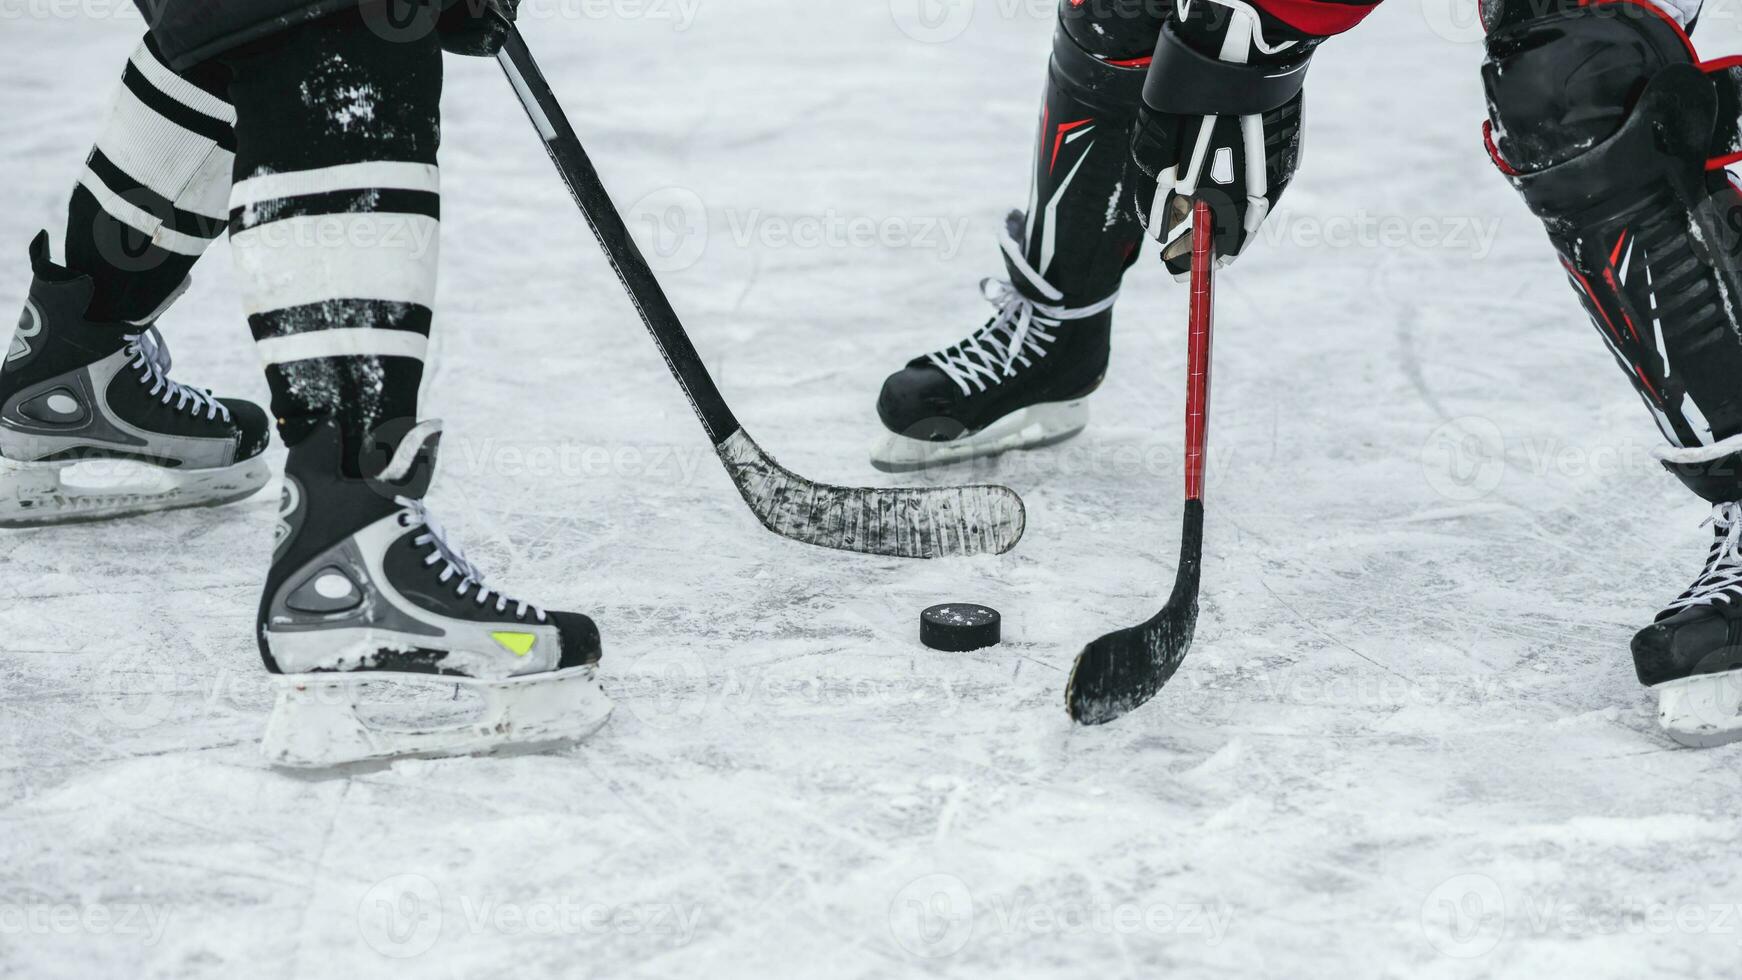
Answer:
[0, 234, 270, 527]
[259, 417, 610, 768]
[871, 213, 1114, 473]
[1633, 501, 1742, 747]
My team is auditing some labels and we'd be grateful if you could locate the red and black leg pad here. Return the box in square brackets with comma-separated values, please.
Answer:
[1484, 0, 1742, 502]
[1015, 1, 1168, 309]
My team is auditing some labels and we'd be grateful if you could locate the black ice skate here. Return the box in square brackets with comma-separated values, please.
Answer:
[259, 417, 610, 767]
[1633, 501, 1742, 747]
[0, 234, 270, 527]
[871, 213, 1114, 473]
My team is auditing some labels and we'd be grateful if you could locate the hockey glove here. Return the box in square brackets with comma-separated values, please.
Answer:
[1130, 0, 1318, 276]
[437, 0, 519, 57]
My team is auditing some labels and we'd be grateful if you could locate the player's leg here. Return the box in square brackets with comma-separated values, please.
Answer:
[1484, 0, 1742, 744]
[0, 38, 270, 526]
[870, 0, 1164, 472]
[219, 8, 609, 766]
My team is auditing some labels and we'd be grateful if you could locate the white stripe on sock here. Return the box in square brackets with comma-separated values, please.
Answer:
[230, 213, 440, 314]
[96, 86, 234, 221]
[76, 166, 210, 256]
[255, 328, 429, 366]
[129, 40, 236, 125]
[230, 162, 441, 211]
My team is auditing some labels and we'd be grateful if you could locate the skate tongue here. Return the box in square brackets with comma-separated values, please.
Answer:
[369, 419, 444, 499]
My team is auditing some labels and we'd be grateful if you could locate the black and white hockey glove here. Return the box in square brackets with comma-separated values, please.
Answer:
[437, 0, 519, 57]
[1130, 0, 1320, 276]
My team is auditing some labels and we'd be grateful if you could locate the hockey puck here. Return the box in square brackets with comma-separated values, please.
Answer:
[920, 603, 1002, 652]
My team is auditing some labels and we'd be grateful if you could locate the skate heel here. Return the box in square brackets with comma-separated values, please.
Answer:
[0, 457, 77, 528]
[263, 667, 614, 768]
[1654, 670, 1742, 748]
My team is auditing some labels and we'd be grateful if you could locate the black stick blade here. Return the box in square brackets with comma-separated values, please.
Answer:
[1066, 500, 1203, 725]
[718, 429, 1028, 558]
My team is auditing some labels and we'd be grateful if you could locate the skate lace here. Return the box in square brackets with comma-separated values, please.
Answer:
[1667, 502, 1742, 612]
[123, 327, 231, 422]
[396, 497, 547, 621]
[925, 281, 1116, 397]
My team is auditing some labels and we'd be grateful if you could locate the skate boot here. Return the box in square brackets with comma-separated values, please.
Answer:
[0, 234, 270, 527]
[1633, 501, 1742, 747]
[871, 213, 1115, 473]
[259, 417, 610, 767]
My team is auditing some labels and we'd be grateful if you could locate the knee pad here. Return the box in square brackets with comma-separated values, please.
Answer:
[1483, 0, 1695, 172]
[1053, 0, 1169, 110]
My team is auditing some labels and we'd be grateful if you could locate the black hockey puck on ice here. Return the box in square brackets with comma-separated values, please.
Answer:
[920, 603, 1002, 652]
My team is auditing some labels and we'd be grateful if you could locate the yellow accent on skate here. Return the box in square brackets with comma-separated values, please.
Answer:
[492, 632, 537, 657]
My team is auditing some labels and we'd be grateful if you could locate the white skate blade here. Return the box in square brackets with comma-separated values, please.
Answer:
[0, 455, 270, 528]
[262, 665, 613, 768]
[870, 400, 1089, 473]
[1654, 670, 1742, 748]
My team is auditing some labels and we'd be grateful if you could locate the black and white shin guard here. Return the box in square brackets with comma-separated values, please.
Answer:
[1019, 2, 1163, 308]
[1485, 0, 1742, 744]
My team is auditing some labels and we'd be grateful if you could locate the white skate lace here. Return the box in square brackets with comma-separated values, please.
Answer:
[1667, 502, 1742, 612]
[926, 280, 1117, 397]
[123, 327, 231, 422]
[396, 496, 547, 621]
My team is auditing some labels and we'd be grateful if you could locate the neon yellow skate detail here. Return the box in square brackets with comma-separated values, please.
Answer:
[492, 631, 537, 657]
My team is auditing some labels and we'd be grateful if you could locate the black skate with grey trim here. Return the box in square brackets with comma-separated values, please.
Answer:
[1633, 501, 1742, 747]
[259, 417, 610, 767]
[0, 234, 270, 527]
[872, 213, 1113, 473]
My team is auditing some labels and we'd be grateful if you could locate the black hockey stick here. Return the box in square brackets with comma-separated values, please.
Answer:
[495, 30, 1025, 558]
[1066, 199, 1216, 724]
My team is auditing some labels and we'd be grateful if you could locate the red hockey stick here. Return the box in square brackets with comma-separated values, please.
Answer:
[1067, 198, 1215, 724]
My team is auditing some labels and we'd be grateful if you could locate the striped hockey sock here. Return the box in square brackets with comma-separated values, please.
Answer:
[222, 9, 445, 473]
[61, 36, 234, 323]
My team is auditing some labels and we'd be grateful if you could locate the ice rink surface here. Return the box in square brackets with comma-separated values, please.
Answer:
[5, 2, 1742, 977]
